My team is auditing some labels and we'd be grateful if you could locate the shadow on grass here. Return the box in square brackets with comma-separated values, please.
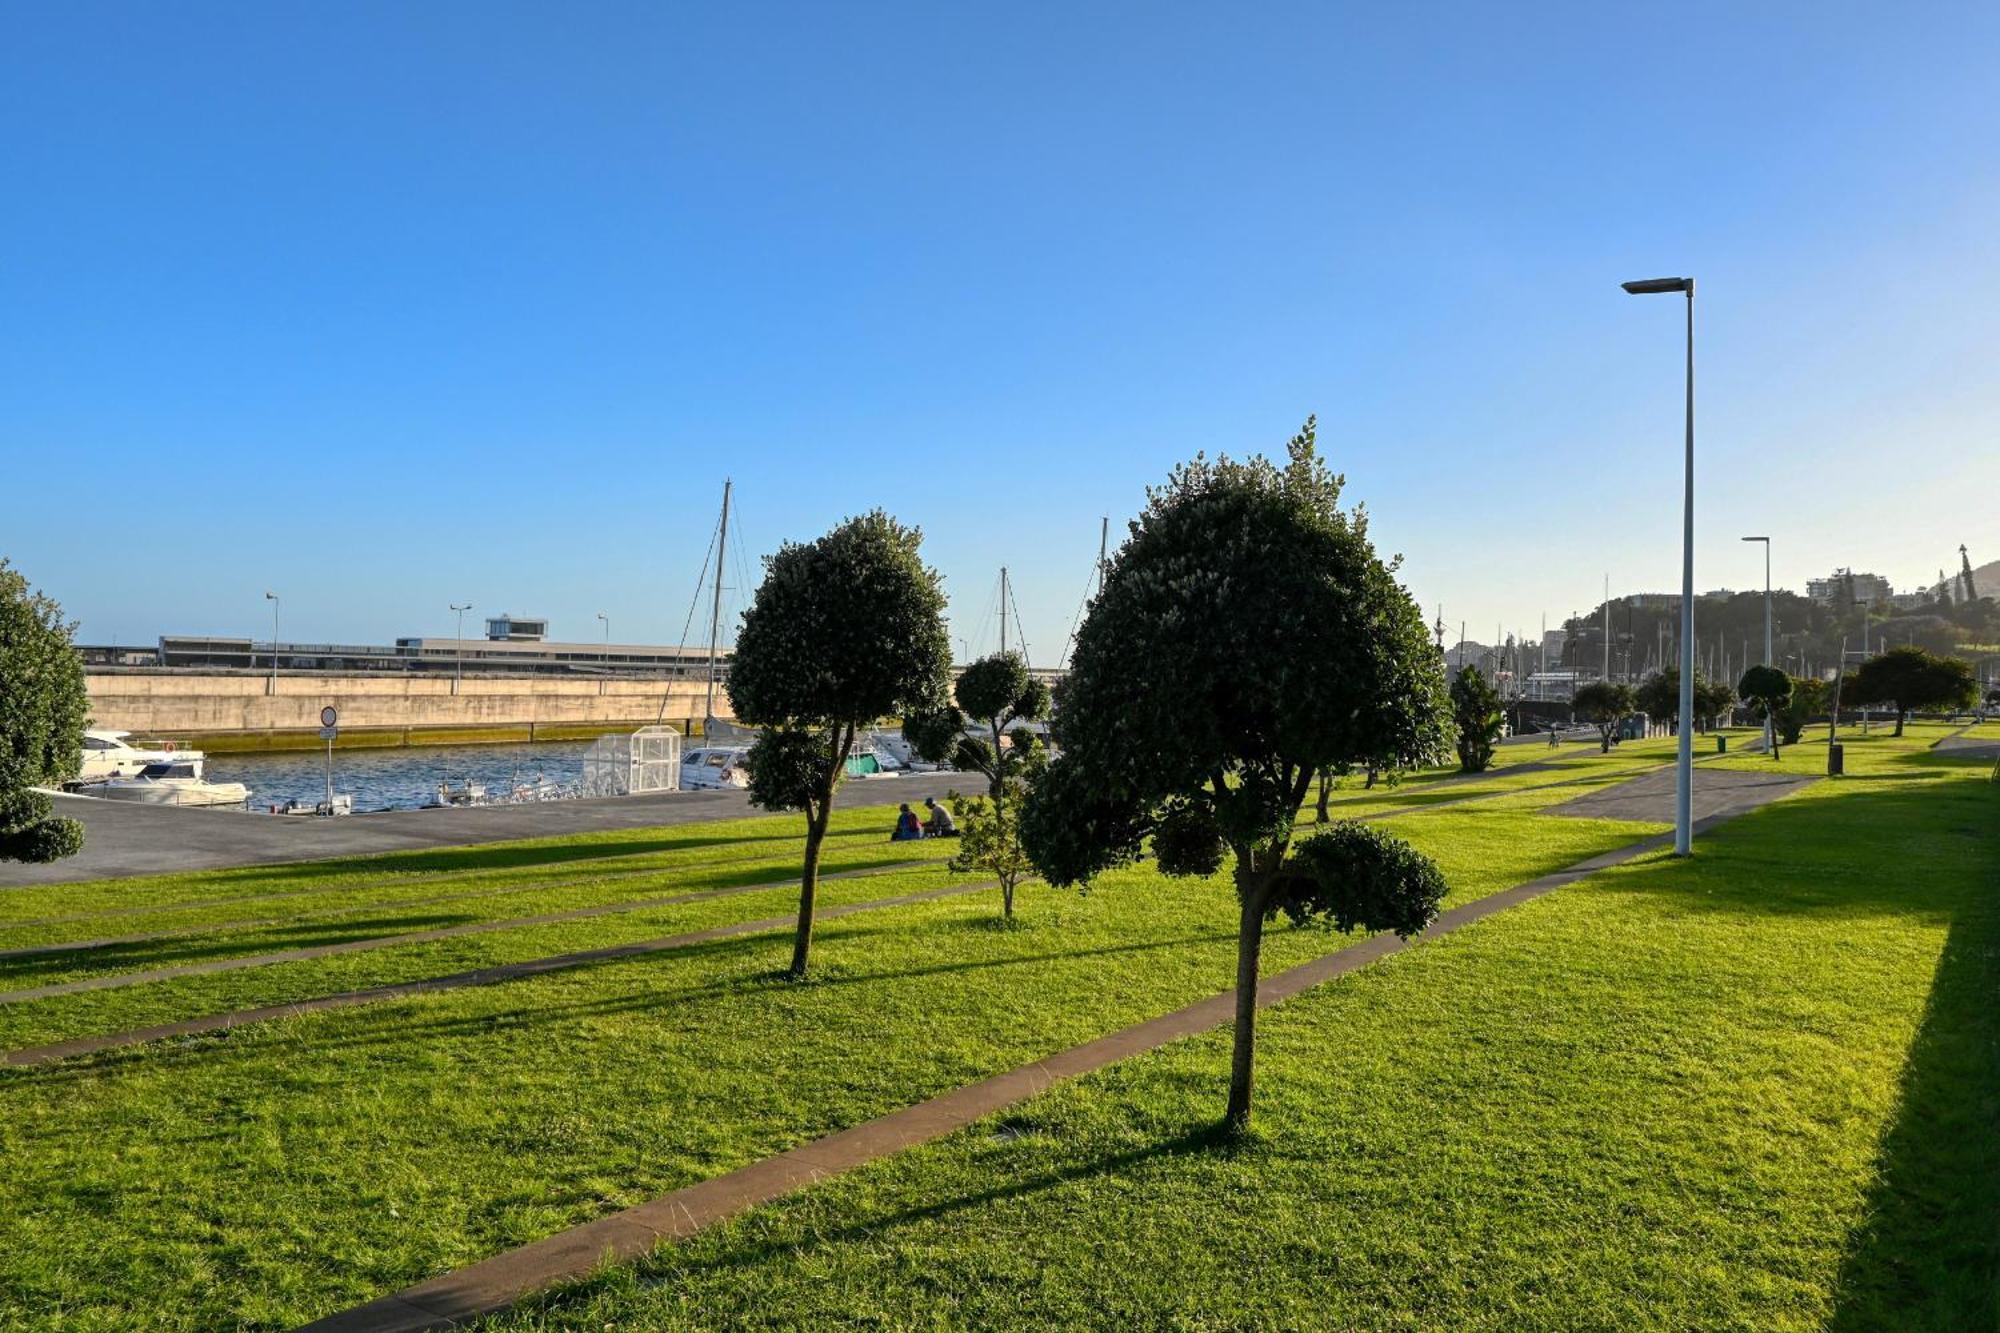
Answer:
[1827, 873, 2000, 1330]
[513, 1119, 1245, 1319]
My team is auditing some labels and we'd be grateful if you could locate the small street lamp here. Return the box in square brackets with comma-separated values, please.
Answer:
[263, 591, 280, 696]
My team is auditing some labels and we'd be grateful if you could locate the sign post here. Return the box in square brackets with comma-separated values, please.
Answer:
[319, 707, 339, 813]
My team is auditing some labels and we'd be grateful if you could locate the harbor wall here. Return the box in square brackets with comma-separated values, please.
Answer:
[84, 672, 732, 752]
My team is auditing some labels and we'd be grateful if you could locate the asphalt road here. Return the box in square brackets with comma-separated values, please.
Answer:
[1, 773, 970, 888]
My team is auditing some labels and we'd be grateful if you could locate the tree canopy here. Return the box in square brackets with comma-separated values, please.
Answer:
[1448, 666, 1504, 772]
[1737, 665, 1792, 757]
[1852, 646, 1980, 736]
[906, 651, 1050, 918]
[729, 511, 952, 976]
[0, 559, 88, 865]
[1020, 418, 1450, 1130]
[1571, 680, 1635, 752]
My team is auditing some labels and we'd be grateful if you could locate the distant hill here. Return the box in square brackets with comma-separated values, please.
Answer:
[1972, 559, 2000, 600]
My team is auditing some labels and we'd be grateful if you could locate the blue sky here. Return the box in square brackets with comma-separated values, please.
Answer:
[4, 2, 1997, 659]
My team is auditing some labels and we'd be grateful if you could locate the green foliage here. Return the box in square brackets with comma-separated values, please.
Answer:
[1854, 646, 1981, 736]
[906, 650, 1049, 795]
[1019, 418, 1450, 1127]
[727, 512, 953, 974]
[945, 778, 1039, 918]
[0, 559, 88, 864]
[1448, 666, 1504, 773]
[1276, 820, 1447, 938]
[743, 726, 832, 813]
[1635, 667, 1734, 730]
[1776, 676, 1828, 745]
[730, 511, 952, 732]
[1737, 665, 1792, 757]
[1571, 680, 1636, 752]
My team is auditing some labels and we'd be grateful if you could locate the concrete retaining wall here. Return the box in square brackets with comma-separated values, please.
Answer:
[86, 672, 732, 751]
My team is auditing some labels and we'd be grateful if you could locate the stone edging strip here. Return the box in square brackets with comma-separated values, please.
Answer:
[300, 785, 1807, 1333]
[1, 879, 1000, 1069]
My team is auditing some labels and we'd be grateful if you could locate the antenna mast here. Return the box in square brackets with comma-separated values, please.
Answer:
[704, 478, 732, 732]
[999, 566, 1010, 657]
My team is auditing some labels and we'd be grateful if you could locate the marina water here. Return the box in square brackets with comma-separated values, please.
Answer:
[207, 740, 597, 813]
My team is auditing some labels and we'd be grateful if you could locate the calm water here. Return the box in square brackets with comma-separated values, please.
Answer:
[207, 740, 596, 813]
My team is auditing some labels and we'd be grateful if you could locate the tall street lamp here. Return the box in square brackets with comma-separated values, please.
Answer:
[450, 603, 473, 696]
[1742, 536, 1772, 753]
[1740, 537, 1772, 665]
[263, 591, 280, 696]
[1623, 275, 1696, 856]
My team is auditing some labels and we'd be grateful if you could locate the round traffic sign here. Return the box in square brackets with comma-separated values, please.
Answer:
[321, 706, 338, 727]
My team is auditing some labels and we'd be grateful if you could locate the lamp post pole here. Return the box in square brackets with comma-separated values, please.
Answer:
[1624, 276, 1696, 856]
[1743, 536, 1772, 750]
[263, 591, 280, 697]
[450, 603, 472, 696]
[597, 612, 610, 696]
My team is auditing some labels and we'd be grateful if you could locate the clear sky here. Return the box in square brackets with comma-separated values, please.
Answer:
[4, 2, 1997, 660]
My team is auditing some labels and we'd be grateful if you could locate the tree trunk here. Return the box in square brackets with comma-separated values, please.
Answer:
[1601, 729, 1611, 753]
[1225, 889, 1266, 1133]
[789, 800, 828, 978]
[1001, 876, 1015, 918]
[789, 731, 847, 979]
[1894, 710, 1906, 738]
[1315, 771, 1331, 824]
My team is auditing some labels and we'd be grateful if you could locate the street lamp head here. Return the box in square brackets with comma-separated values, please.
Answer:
[264, 590, 278, 600]
[1622, 277, 1692, 295]
[1741, 535, 1768, 543]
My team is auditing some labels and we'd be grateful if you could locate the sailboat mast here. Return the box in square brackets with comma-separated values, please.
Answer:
[704, 478, 732, 731]
[1000, 566, 1010, 657]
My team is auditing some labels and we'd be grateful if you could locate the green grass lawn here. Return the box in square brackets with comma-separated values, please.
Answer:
[2, 726, 1990, 1329]
[470, 729, 1997, 1332]
[0, 797, 1653, 1327]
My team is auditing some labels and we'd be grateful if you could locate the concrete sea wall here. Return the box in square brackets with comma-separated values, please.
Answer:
[85, 672, 732, 752]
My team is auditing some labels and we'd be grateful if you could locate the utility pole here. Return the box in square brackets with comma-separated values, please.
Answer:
[1097, 517, 1109, 597]
[704, 478, 732, 733]
[1602, 575, 1611, 683]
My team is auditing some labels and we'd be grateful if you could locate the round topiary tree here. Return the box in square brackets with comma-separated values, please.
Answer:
[1020, 419, 1451, 1132]
[1449, 665, 1505, 773]
[0, 559, 89, 865]
[1737, 664, 1792, 758]
[905, 650, 1050, 918]
[729, 512, 952, 978]
[1571, 680, 1635, 752]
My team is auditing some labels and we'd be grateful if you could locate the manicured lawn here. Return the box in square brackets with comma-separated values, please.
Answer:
[0, 798, 1650, 1327]
[466, 732, 1995, 1332]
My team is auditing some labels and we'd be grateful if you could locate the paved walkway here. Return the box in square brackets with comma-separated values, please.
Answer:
[1933, 733, 2000, 761]
[2, 878, 998, 1068]
[1, 774, 968, 888]
[302, 783, 1812, 1333]
[1546, 765, 1813, 824]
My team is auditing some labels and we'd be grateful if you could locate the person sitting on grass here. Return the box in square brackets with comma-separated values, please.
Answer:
[890, 803, 923, 841]
[923, 796, 958, 837]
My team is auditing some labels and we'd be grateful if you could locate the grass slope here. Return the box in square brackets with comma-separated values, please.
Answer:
[478, 732, 1998, 1331]
[0, 801, 1650, 1327]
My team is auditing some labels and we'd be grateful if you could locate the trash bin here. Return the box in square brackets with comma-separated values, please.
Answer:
[1715, 735, 1727, 754]
[1827, 743, 1844, 776]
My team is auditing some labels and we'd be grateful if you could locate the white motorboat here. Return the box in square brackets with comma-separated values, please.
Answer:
[680, 746, 751, 790]
[433, 779, 488, 807]
[98, 758, 250, 808]
[78, 729, 197, 781]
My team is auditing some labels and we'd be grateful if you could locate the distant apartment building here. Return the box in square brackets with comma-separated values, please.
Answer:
[1805, 570, 1893, 606]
